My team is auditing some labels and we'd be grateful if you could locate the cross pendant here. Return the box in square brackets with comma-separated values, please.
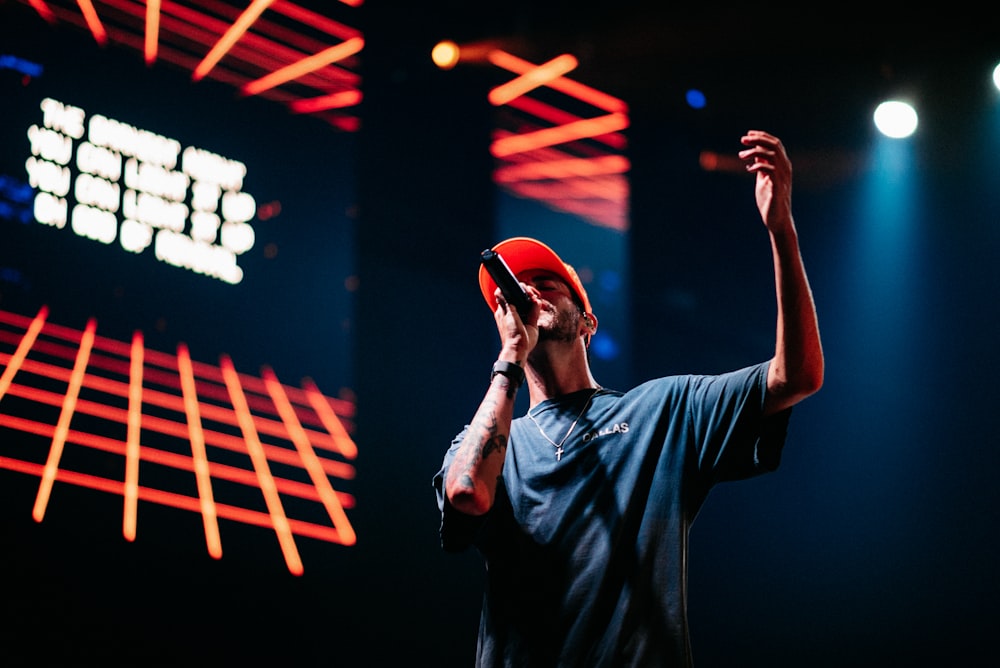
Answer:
[555, 446, 564, 461]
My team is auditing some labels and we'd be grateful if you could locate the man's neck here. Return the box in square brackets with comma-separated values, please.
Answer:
[524, 341, 599, 408]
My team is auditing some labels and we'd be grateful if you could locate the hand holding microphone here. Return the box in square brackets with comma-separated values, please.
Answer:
[480, 249, 532, 320]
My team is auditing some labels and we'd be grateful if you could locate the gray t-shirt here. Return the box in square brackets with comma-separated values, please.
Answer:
[434, 361, 791, 667]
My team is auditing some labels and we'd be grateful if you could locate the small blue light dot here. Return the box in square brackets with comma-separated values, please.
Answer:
[685, 89, 706, 109]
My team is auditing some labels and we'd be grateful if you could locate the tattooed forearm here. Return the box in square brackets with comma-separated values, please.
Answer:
[444, 377, 516, 513]
[452, 397, 507, 478]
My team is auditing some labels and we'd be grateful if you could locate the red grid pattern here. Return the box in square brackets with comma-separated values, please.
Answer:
[0, 305, 358, 575]
[17, 0, 364, 132]
[488, 50, 631, 231]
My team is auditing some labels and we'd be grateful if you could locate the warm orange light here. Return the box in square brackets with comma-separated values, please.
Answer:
[505, 95, 627, 151]
[76, 0, 108, 47]
[220, 354, 304, 576]
[491, 112, 629, 158]
[177, 343, 223, 559]
[289, 89, 363, 114]
[493, 154, 630, 183]
[0, 306, 358, 572]
[122, 330, 144, 542]
[431, 40, 460, 70]
[262, 367, 356, 546]
[241, 36, 364, 96]
[144, 0, 161, 66]
[192, 0, 276, 82]
[302, 378, 357, 458]
[488, 49, 627, 114]
[501, 180, 628, 231]
[698, 150, 745, 173]
[33, 317, 97, 522]
[0, 305, 47, 401]
[26, 0, 56, 23]
[489, 53, 578, 106]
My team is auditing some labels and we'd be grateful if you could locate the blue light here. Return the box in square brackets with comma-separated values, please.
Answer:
[685, 89, 706, 109]
[590, 332, 619, 361]
[0, 54, 43, 78]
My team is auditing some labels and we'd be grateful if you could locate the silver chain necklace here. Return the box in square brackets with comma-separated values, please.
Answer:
[526, 388, 601, 461]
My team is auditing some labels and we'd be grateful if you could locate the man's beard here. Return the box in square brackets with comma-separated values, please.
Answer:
[536, 306, 581, 344]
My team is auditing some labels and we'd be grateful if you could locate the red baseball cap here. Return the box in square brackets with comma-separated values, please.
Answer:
[478, 237, 592, 314]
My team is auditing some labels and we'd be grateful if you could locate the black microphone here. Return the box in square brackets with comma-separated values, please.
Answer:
[481, 248, 532, 319]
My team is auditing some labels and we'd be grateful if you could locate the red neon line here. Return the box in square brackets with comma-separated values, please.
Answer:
[0, 310, 354, 421]
[262, 366, 356, 546]
[219, 354, 304, 576]
[26, 0, 56, 23]
[270, 1, 362, 40]
[493, 154, 630, 183]
[503, 95, 627, 151]
[192, 0, 276, 82]
[499, 182, 628, 231]
[0, 412, 356, 512]
[32, 317, 97, 523]
[177, 343, 223, 560]
[302, 377, 358, 459]
[0, 305, 48, 402]
[123, 330, 144, 542]
[0, 350, 356, 474]
[501, 173, 628, 201]
[487, 50, 627, 114]
[491, 112, 630, 158]
[288, 89, 362, 114]
[241, 36, 364, 96]
[0, 382, 357, 483]
[144, 0, 161, 65]
[0, 455, 351, 546]
[75, 0, 109, 47]
[489, 53, 578, 107]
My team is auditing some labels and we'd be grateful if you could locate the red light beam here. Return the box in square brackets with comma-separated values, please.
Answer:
[242, 36, 364, 96]
[122, 330, 144, 542]
[75, 0, 108, 47]
[177, 343, 223, 559]
[144, 0, 161, 66]
[192, 0, 276, 82]
[220, 354, 304, 576]
[0, 305, 48, 402]
[262, 367, 356, 546]
[491, 112, 630, 158]
[487, 50, 627, 114]
[488, 53, 578, 106]
[32, 317, 97, 522]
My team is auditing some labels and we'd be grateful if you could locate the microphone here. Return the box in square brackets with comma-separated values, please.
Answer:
[481, 248, 532, 319]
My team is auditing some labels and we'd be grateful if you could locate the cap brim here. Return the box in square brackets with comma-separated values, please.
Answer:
[478, 237, 591, 314]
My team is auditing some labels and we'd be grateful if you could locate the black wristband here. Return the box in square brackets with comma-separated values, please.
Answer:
[490, 360, 524, 388]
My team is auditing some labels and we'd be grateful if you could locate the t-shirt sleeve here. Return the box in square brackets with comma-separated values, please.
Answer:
[687, 360, 791, 482]
[432, 426, 488, 552]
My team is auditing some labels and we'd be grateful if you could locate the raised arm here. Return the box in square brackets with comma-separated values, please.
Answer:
[739, 130, 825, 415]
[444, 291, 538, 515]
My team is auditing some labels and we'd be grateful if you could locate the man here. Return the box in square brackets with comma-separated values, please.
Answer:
[433, 130, 824, 666]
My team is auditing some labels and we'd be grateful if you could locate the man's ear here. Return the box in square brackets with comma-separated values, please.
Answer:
[581, 312, 598, 348]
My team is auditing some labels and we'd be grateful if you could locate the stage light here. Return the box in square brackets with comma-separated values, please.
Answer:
[993, 62, 1000, 92]
[432, 40, 460, 70]
[873, 100, 918, 139]
[685, 89, 706, 109]
[488, 53, 578, 106]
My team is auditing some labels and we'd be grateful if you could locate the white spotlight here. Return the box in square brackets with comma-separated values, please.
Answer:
[873, 100, 918, 139]
[992, 62, 1000, 92]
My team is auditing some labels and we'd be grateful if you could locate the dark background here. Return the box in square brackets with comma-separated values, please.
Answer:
[1, 2, 999, 666]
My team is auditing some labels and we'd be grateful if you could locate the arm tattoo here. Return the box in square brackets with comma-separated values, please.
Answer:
[454, 397, 508, 479]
